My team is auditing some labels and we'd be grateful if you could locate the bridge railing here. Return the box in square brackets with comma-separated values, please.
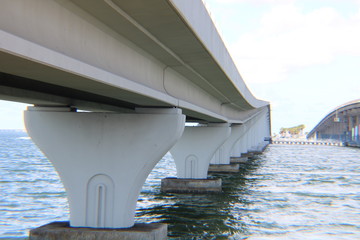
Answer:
[272, 138, 343, 146]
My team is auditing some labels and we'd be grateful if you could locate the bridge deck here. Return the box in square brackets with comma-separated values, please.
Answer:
[0, 0, 268, 123]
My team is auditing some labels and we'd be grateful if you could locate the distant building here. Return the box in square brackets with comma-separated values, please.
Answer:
[307, 99, 360, 146]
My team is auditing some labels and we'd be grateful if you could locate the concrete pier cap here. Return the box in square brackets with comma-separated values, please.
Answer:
[24, 106, 185, 231]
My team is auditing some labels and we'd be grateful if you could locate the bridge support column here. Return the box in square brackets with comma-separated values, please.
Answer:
[240, 131, 254, 158]
[161, 124, 230, 193]
[230, 125, 249, 164]
[249, 109, 270, 153]
[233, 125, 252, 162]
[208, 124, 245, 173]
[25, 106, 185, 236]
[238, 128, 250, 156]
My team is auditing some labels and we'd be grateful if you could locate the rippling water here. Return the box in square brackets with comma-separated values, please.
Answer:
[0, 130, 359, 239]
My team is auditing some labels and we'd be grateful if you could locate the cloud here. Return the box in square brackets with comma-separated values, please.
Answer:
[211, 0, 360, 6]
[210, 0, 295, 4]
[226, 3, 360, 84]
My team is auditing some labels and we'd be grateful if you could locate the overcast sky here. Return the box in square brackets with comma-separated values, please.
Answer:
[1, 0, 360, 133]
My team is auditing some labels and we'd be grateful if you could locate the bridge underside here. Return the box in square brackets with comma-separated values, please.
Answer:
[0, 0, 268, 124]
[0, 70, 226, 123]
[0, 70, 262, 123]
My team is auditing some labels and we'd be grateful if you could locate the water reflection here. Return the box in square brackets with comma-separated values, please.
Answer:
[1, 131, 360, 239]
[137, 154, 265, 239]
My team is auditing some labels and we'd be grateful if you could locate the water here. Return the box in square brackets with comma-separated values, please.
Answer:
[0, 130, 359, 239]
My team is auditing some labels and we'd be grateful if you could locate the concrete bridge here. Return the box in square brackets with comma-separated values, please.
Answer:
[0, 0, 270, 238]
[307, 99, 360, 147]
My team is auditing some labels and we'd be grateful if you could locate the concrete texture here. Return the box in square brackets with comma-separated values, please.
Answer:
[0, 0, 269, 122]
[241, 153, 254, 158]
[29, 221, 167, 240]
[208, 163, 240, 173]
[230, 157, 248, 163]
[249, 142, 269, 155]
[170, 124, 230, 179]
[25, 108, 185, 228]
[210, 124, 246, 165]
[161, 177, 222, 193]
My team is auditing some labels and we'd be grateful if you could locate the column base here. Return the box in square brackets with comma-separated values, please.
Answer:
[249, 143, 269, 154]
[241, 153, 254, 158]
[29, 222, 167, 240]
[249, 150, 262, 155]
[161, 177, 222, 193]
[230, 157, 248, 163]
[208, 163, 240, 173]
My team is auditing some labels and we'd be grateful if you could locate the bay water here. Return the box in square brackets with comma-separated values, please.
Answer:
[0, 130, 359, 239]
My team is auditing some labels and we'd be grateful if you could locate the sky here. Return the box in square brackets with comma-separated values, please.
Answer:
[1, 0, 360, 134]
[202, 0, 360, 134]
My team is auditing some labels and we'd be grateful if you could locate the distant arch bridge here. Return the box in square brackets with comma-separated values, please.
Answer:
[307, 99, 360, 147]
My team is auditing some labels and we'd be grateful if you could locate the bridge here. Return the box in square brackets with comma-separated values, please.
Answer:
[0, 0, 270, 238]
[307, 99, 360, 147]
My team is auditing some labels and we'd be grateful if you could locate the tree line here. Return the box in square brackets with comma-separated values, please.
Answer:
[280, 124, 305, 135]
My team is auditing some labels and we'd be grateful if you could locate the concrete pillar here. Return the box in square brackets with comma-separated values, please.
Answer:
[230, 125, 247, 157]
[171, 124, 231, 179]
[161, 124, 230, 193]
[24, 106, 185, 229]
[210, 146, 224, 164]
[230, 140, 248, 163]
[258, 109, 271, 151]
[249, 119, 261, 152]
[230, 125, 249, 163]
[208, 124, 246, 173]
[248, 109, 269, 153]
[240, 120, 254, 155]
[240, 131, 249, 155]
[247, 119, 255, 152]
[239, 133, 248, 154]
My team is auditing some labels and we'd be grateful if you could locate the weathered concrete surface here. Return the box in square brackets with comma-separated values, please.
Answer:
[0, 0, 270, 123]
[29, 222, 167, 240]
[25, 108, 185, 228]
[170, 124, 231, 179]
[249, 143, 268, 155]
[249, 150, 263, 155]
[161, 177, 222, 193]
[241, 153, 254, 158]
[230, 157, 248, 163]
[208, 163, 240, 173]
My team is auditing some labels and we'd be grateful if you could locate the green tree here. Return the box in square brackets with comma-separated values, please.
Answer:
[280, 124, 305, 135]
